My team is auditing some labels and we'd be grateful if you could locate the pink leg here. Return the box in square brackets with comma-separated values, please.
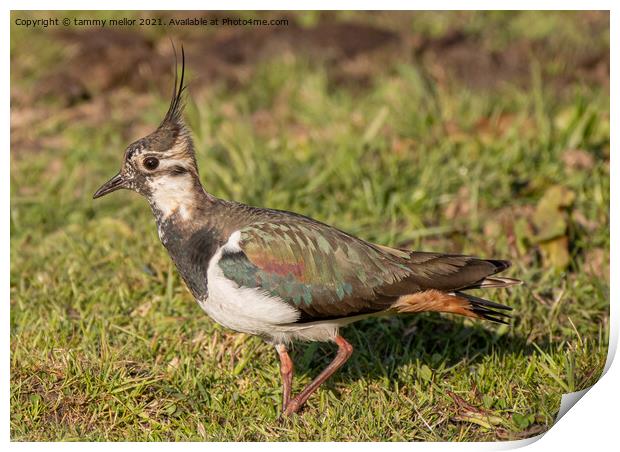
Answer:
[276, 344, 294, 412]
[283, 335, 353, 416]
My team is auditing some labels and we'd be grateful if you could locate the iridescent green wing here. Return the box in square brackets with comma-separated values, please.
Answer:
[218, 221, 414, 320]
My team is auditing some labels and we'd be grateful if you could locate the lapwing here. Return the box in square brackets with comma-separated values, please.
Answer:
[93, 48, 521, 416]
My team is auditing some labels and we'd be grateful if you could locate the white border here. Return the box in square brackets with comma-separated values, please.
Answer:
[4, 2, 615, 450]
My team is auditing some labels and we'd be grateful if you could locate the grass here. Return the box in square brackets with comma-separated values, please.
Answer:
[10, 11, 609, 441]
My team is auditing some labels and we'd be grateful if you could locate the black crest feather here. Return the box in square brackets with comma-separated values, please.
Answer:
[161, 44, 186, 126]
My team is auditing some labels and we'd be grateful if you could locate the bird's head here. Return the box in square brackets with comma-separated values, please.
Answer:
[93, 47, 203, 219]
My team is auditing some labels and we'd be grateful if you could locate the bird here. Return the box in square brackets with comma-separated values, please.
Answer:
[93, 48, 521, 416]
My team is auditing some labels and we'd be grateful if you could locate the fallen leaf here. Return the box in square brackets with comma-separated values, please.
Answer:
[419, 365, 433, 382]
[562, 149, 594, 171]
[532, 185, 575, 271]
[533, 185, 575, 241]
[167, 356, 180, 372]
[455, 412, 503, 429]
[583, 248, 610, 281]
[512, 412, 535, 429]
[130, 300, 153, 318]
[539, 236, 571, 271]
[197, 422, 207, 440]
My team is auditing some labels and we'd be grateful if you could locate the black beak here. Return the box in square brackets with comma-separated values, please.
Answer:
[93, 172, 126, 199]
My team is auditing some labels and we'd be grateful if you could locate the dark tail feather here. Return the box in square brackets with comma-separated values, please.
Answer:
[455, 291, 512, 325]
[487, 259, 511, 273]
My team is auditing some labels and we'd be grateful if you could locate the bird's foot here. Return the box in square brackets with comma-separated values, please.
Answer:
[282, 397, 302, 416]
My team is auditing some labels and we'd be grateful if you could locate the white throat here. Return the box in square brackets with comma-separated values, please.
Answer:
[148, 174, 197, 221]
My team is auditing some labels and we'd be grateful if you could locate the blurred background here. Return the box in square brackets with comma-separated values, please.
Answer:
[11, 11, 609, 441]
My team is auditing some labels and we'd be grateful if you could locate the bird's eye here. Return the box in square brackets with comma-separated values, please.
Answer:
[143, 157, 159, 171]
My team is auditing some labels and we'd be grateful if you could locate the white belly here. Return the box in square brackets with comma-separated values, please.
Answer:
[198, 230, 345, 344]
[199, 232, 301, 337]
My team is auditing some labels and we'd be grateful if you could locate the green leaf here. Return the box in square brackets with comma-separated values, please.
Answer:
[419, 364, 432, 382]
[533, 185, 575, 270]
[513, 413, 533, 429]
[165, 404, 177, 416]
[533, 185, 575, 242]
[539, 236, 571, 271]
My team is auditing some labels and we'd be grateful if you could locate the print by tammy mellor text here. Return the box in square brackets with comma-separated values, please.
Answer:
[13, 15, 290, 29]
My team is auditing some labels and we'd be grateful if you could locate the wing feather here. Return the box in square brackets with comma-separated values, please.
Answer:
[217, 218, 512, 321]
[218, 221, 412, 319]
